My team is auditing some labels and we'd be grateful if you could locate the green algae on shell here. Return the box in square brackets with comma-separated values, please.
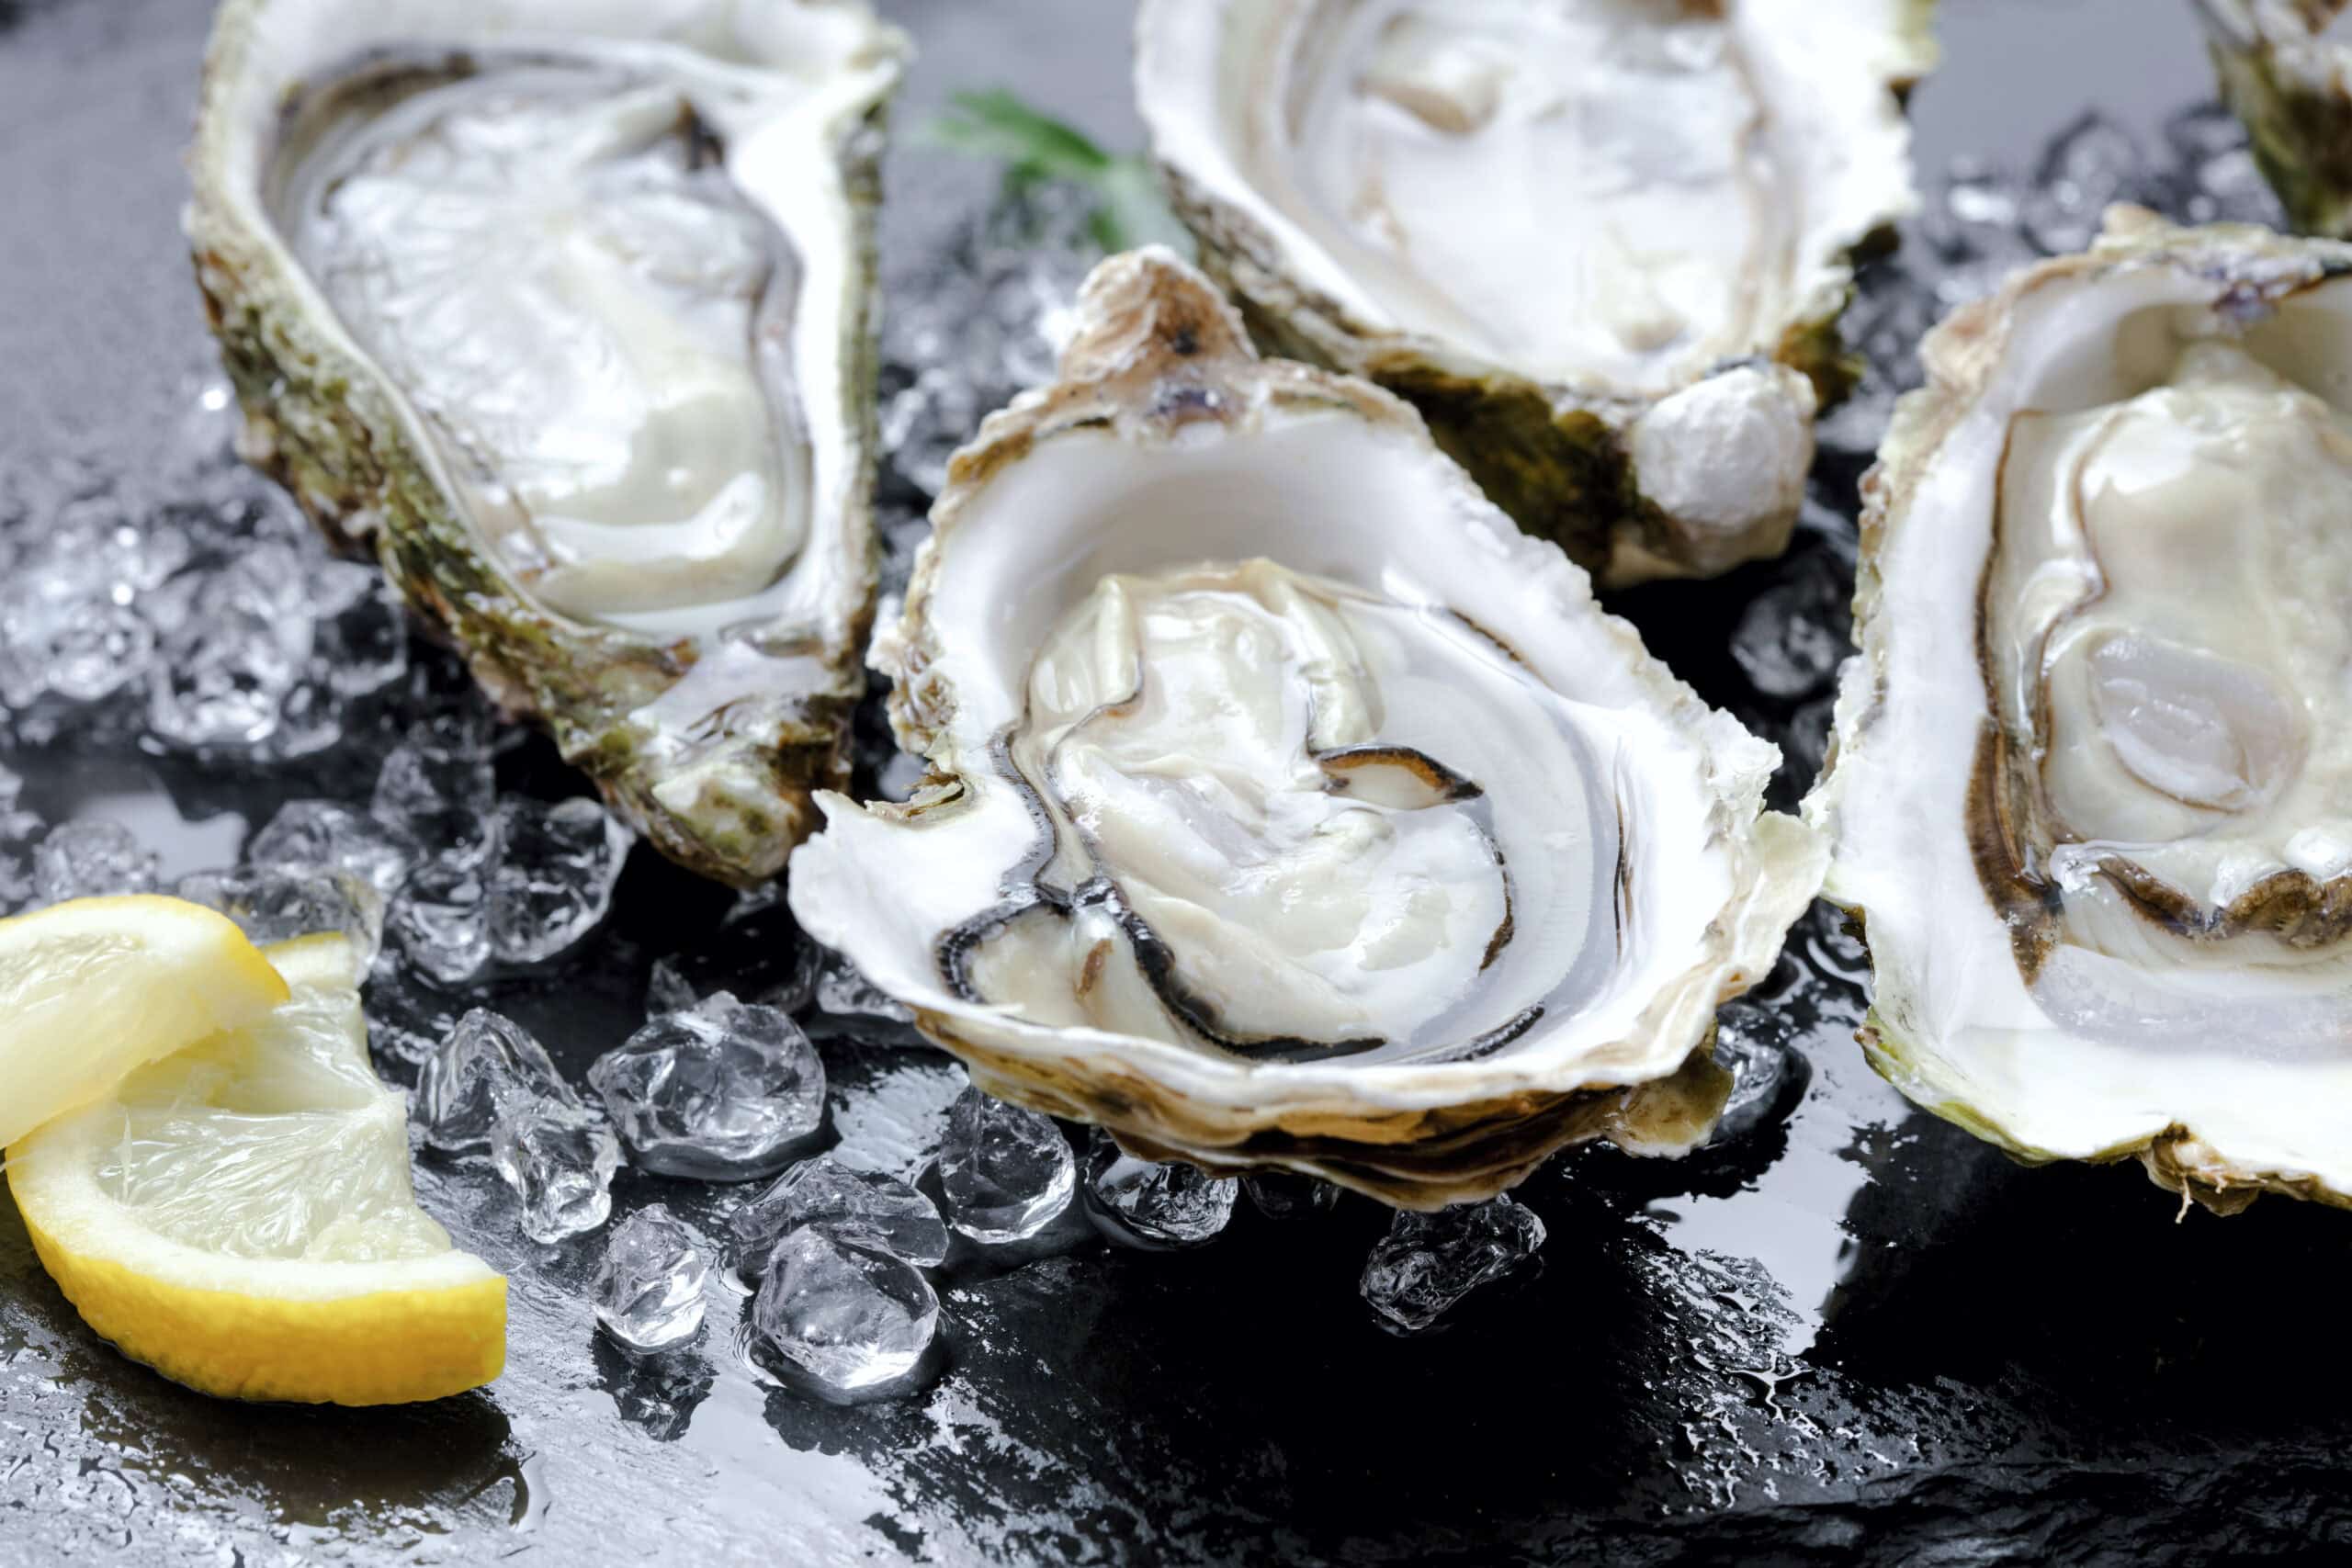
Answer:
[187, 0, 909, 886]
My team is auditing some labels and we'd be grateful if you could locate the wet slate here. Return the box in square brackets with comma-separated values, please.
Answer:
[5, 0, 2352, 1564]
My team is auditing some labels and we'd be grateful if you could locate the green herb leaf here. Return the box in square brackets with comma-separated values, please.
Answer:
[922, 88, 1192, 257]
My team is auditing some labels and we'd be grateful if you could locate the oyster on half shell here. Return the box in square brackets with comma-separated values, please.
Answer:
[1135, 0, 1934, 587]
[789, 248, 1824, 1208]
[188, 0, 908, 885]
[1810, 209, 2352, 1213]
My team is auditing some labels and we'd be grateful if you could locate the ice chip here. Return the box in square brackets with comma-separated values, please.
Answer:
[1730, 554, 1850, 702]
[175, 865, 385, 969]
[588, 993, 825, 1179]
[2019, 112, 2149, 256]
[1242, 1170, 1341, 1222]
[492, 1099, 621, 1245]
[388, 850, 491, 986]
[307, 558, 410, 696]
[145, 547, 314, 751]
[731, 1157, 949, 1274]
[487, 796, 630, 965]
[1082, 1131, 1237, 1247]
[814, 951, 914, 1023]
[645, 956, 699, 1017]
[247, 799, 416, 900]
[593, 1204, 709, 1351]
[1360, 1195, 1545, 1334]
[752, 1228, 939, 1393]
[371, 738, 496, 869]
[937, 1087, 1074, 1244]
[31, 820, 158, 903]
[417, 1007, 581, 1152]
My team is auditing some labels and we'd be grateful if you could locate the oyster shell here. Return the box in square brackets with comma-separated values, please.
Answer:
[788, 248, 1825, 1208]
[2198, 0, 2352, 237]
[188, 0, 908, 885]
[1134, 0, 1934, 587]
[1809, 209, 2352, 1213]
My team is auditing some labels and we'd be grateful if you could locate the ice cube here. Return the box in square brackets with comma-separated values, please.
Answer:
[1241, 1170, 1341, 1222]
[879, 181, 1098, 498]
[751, 1228, 939, 1393]
[1360, 1195, 1545, 1333]
[31, 820, 158, 903]
[2019, 113, 2149, 256]
[371, 738, 496, 869]
[388, 850, 492, 986]
[307, 558, 410, 697]
[0, 850, 29, 914]
[588, 993, 825, 1179]
[813, 951, 914, 1023]
[731, 1157, 949, 1274]
[175, 865, 385, 968]
[592, 1203, 709, 1351]
[417, 1007, 581, 1152]
[487, 796, 630, 965]
[1730, 554, 1849, 702]
[645, 956, 699, 1017]
[246, 799, 417, 900]
[936, 1087, 1074, 1244]
[144, 547, 315, 751]
[492, 1100, 621, 1245]
[1081, 1131, 1237, 1247]
[0, 510, 178, 707]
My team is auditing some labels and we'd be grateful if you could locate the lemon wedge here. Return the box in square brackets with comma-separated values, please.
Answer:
[6, 931, 504, 1404]
[0, 895, 292, 1149]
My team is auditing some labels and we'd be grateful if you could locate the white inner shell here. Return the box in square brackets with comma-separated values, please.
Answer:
[963, 558, 1616, 1061]
[1826, 279, 2352, 1179]
[795, 399, 1781, 1102]
[274, 55, 816, 637]
[1137, 0, 1917, 400]
[1265, 0, 1783, 394]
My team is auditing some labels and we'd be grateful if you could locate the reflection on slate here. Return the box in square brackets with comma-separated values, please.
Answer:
[3, 0, 2351, 1562]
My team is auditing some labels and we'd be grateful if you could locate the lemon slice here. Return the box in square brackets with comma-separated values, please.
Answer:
[0, 895, 292, 1149]
[6, 931, 505, 1404]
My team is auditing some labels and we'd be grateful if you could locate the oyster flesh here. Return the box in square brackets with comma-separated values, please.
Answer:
[1810, 209, 2352, 1213]
[2199, 0, 2352, 237]
[188, 0, 908, 885]
[789, 248, 1825, 1208]
[1134, 0, 1934, 586]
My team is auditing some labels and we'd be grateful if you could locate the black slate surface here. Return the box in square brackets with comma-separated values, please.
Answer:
[5, 1, 2349, 1564]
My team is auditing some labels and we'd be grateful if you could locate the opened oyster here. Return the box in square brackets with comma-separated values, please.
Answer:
[1810, 209, 2352, 1213]
[2199, 0, 2352, 236]
[789, 249, 1824, 1208]
[1133, 0, 1933, 587]
[188, 0, 908, 885]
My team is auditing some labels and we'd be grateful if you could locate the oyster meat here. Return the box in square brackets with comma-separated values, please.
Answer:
[189, 0, 908, 885]
[2199, 0, 2352, 237]
[789, 249, 1824, 1208]
[1810, 209, 2352, 1213]
[1135, 0, 1933, 586]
